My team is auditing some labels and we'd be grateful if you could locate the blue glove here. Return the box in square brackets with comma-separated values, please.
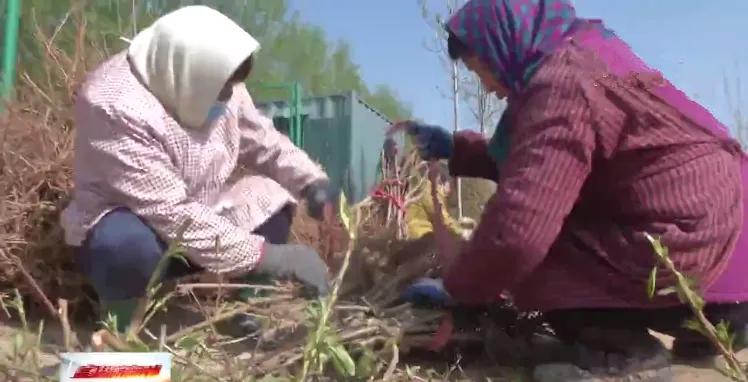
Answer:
[403, 121, 454, 161]
[401, 277, 454, 307]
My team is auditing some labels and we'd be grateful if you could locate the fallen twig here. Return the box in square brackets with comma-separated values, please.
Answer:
[176, 283, 284, 293]
[165, 295, 295, 343]
[57, 298, 77, 351]
[0, 249, 57, 317]
[382, 342, 400, 380]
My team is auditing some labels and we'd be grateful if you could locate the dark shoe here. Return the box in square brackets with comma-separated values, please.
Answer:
[533, 329, 673, 382]
[219, 274, 272, 338]
[234, 313, 263, 334]
[218, 313, 264, 338]
[533, 362, 673, 382]
[670, 337, 718, 362]
[237, 274, 273, 300]
[672, 324, 748, 362]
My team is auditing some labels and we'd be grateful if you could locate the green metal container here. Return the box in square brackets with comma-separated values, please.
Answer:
[1, 0, 21, 108]
[257, 91, 401, 203]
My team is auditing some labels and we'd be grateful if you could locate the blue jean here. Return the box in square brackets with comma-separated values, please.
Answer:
[76, 206, 292, 301]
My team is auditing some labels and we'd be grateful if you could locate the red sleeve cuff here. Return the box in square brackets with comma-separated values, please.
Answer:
[443, 251, 500, 306]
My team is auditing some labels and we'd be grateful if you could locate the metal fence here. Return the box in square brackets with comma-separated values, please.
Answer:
[1, 0, 20, 107]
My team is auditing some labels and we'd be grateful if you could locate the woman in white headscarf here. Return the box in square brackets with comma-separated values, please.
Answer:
[62, 5, 331, 332]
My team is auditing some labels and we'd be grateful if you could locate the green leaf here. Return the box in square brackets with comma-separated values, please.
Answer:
[673, 288, 688, 305]
[716, 320, 734, 347]
[682, 319, 706, 336]
[317, 351, 329, 374]
[688, 291, 705, 311]
[644, 233, 668, 259]
[647, 267, 657, 299]
[656, 286, 678, 297]
[170, 251, 190, 265]
[327, 342, 356, 377]
[339, 192, 351, 233]
[125, 337, 150, 352]
[36, 320, 45, 348]
[13, 332, 23, 355]
[683, 276, 700, 290]
[355, 347, 378, 379]
[176, 335, 201, 352]
[405, 365, 421, 378]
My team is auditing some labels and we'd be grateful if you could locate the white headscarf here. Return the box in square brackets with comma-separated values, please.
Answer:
[127, 5, 260, 129]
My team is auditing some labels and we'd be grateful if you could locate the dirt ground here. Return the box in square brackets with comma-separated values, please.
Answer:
[0, 308, 743, 381]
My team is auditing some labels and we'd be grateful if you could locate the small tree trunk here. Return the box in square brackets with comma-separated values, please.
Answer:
[451, 61, 463, 219]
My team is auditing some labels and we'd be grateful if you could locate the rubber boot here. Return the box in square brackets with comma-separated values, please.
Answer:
[228, 274, 274, 337]
[237, 273, 273, 300]
[100, 299, 139, 333]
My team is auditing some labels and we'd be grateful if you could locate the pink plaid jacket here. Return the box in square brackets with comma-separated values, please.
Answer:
[61, 52, 327, 276]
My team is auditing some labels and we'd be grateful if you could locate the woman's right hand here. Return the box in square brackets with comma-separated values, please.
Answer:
[401, 277, 454, 307]
[256, 244, 330, 297]
[398, 121, 453, 161]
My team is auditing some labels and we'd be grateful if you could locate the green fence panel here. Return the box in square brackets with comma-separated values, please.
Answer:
[303, 117, 350, 201]
[257, 91, 396, 203]
[1, 0, 21, 106]
[348, 95, 397, 202]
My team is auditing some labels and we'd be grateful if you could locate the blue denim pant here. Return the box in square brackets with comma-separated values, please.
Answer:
[75, 206, 292, 301]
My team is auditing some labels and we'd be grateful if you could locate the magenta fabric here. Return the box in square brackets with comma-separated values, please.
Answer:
[442, 0, 747, 310]
[573, 24, 735, 141]
[573, 26, 748, 301]
[705, 155, 748, 301]
[445, 39, 745, 310]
